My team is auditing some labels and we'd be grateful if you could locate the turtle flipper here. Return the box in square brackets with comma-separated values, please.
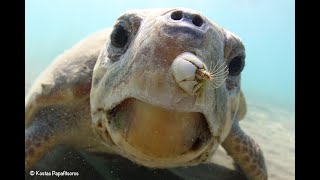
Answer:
[25, 120, 63, 171]
[25, 104, 90, 171]
[222, 122, 267, 180]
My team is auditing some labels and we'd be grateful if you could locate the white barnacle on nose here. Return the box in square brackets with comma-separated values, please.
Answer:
[171, 52, 207, 95]
[172, 57, 197, 83]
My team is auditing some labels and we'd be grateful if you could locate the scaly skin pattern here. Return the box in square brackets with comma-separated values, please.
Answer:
[25, 8, 267, 180]
[221, 91, 267, 180]
[222, 122, 268, 180]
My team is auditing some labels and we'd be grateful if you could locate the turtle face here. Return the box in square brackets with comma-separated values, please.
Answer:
[90, 8, 245, 168]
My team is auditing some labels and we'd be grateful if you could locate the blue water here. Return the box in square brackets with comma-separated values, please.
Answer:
[26, 0, 294, 112]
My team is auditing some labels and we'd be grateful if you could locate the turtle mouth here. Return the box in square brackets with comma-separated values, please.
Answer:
[106, 98, 211, 163]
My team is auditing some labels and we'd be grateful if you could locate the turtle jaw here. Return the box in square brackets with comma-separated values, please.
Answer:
[102, 97, 213, 167]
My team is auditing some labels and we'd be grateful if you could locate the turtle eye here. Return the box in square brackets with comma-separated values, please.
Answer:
[111, 24, 129, 48]
[228, 56, 245, 76]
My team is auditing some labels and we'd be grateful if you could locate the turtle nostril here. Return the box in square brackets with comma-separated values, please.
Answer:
[171, 11, 183, 20]
[192, 15, 203, 27]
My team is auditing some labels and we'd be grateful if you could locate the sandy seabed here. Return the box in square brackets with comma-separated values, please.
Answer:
[211, 103, 295, 180]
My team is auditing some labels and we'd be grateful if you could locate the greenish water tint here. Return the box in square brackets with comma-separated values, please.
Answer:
[26, 0, 294, 113]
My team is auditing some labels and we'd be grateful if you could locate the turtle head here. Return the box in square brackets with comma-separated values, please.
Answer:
[90, 8, 245, 168]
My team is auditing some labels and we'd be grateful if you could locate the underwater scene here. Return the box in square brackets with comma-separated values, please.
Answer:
[26, 0, 294, 179]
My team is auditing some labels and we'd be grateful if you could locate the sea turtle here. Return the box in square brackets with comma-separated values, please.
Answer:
[25, 8, 267, 180]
